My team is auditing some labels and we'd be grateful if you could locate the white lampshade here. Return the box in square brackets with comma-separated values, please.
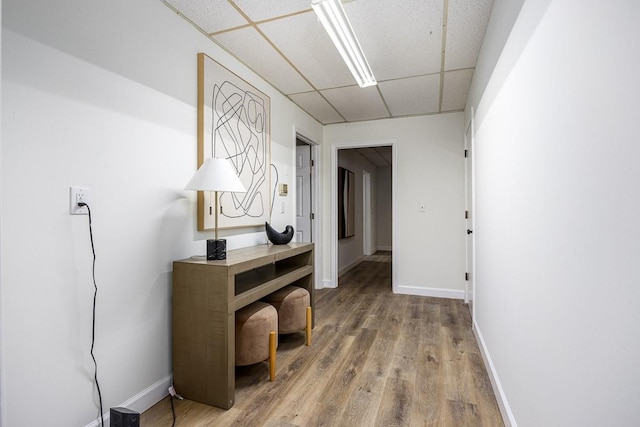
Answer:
[184, 158, 246, 193]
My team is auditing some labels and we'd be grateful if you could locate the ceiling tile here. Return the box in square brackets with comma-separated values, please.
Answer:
[355, 146, 392, 167]
[258, 12, 356, 90]
[289, 92, 345, 125]
[164, 0, 496, 125]
[379, 147, 393, 165]
[166, 0, 248, 34]
[357, 147, 376, 155]
[347, 0, 444, 80]
[379, 74, 440, 117]
[441, 69, 474, 111]
[232, 0, 312, 22]
[445, 0, 495, 70]
[360, 152, 383, 166]
[214, 27, 312, 95]
[321, 86, 389, 122]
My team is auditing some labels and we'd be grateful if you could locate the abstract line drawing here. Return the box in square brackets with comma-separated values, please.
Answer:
[197, 53, 271, 231]
[338, 167, 355, 239]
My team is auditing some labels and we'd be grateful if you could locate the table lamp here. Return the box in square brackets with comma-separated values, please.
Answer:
[185, 157, 246, 260]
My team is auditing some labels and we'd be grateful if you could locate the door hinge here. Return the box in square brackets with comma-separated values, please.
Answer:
[310, 212, 315, 220]
[465, 210, 469, 219]
[310, 159, 315, 167]
[464, 149, 469, 158]
[465, 272, 469, 281]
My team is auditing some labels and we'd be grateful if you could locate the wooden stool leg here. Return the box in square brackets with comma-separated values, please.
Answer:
[305, 306, 312, 346]
[269, 331, 276, 381]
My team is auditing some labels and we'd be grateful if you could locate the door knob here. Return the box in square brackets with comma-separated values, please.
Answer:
[467, 229, 473, 235]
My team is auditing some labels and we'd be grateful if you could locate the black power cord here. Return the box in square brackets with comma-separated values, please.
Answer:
[170, 395, 176, 427]
[79, 202, 105, 427]
[168, 385, 183, 426]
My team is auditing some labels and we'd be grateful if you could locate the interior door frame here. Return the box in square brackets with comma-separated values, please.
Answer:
[295, 142, 312, 243]
[464, 108, 477, 325]
[330, 139, 397, 290]
[294, 127, 320, 289]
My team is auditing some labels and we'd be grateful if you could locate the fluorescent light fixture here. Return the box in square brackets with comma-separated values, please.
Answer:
[312, 0, 377, 88]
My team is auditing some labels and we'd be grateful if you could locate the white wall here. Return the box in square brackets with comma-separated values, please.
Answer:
[0, 0, 322, 425]
[469, 0, 640, 425]
[464, 0, 526, 126]
[0, 1, 4, 424]
[376, 166, 392, 250]
[323, 113, 466, 298]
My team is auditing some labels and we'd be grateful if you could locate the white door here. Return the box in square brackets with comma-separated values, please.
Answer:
[296, 144, 312, 242]
[464, 115, 475, 318]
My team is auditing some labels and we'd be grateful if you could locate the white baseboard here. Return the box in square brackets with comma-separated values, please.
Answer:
[473, 320, 517, 427]
[395, 284, 465, 300]
[338, 256, 364, 277]
[377, 245, 392, 251]
[84, 375, 171, 427]
[321, 279, 337, 289]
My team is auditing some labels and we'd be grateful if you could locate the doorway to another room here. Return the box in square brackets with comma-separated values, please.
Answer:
[334, 142, 395, 290]
[295, 137, 315, 244]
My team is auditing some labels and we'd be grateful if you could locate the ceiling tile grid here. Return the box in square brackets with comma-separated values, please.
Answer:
[321, 85, 389, 122]
[289, 91, 345, 124]
[346, 0, 444, 80]
[164, 0, 495, 125]
[441, 68, 474, 111]
[355, 146, 393, 167]
[167, 0, 247, 33]
[379, 74, 441, 117]
[232, 0, 312, 22]
[258, 12, 357, 90]
[213, 26, 312, 94]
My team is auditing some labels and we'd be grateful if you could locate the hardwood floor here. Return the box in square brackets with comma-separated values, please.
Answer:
[142, 255, 503, 426]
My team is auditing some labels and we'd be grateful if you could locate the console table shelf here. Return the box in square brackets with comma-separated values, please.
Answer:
[172, 242, 314, 409]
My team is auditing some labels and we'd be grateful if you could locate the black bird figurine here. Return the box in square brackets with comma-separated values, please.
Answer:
[265, 222, 294, 245]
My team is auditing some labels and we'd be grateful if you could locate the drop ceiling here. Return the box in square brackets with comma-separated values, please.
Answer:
[163, 0, 495, 125]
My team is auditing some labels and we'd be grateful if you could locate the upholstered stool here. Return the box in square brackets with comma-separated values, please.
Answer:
[235, 301, 278, 381]
[263, 286, 312, 346]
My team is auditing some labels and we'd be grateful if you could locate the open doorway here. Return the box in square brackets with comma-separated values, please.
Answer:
[295, 139, 313, 243]
[331, 140, 396, 290]
[296, 132, 320, 289]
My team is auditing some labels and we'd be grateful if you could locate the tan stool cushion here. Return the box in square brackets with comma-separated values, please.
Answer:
[263, 286, 310, 334]
[235, 301, 278, 366]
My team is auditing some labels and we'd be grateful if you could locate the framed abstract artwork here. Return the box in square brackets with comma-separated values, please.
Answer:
[338, 167, 355, 239]
[196, 53, 271, 231]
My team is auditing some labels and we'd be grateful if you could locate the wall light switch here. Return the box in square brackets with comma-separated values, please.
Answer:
[419, 203, 425, 213]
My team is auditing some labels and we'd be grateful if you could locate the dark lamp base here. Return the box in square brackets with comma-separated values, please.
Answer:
[206, 239, 227, 260]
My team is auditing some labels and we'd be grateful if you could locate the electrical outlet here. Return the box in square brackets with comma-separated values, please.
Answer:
[70, 186, 90, 215]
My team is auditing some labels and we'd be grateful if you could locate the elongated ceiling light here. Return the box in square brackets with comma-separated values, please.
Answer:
[312, 0, 377, 88]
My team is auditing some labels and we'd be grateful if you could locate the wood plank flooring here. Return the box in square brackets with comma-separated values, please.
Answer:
[142, 255, 504, 426]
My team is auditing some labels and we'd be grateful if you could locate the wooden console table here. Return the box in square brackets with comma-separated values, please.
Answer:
[172, 243, 314, 409]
